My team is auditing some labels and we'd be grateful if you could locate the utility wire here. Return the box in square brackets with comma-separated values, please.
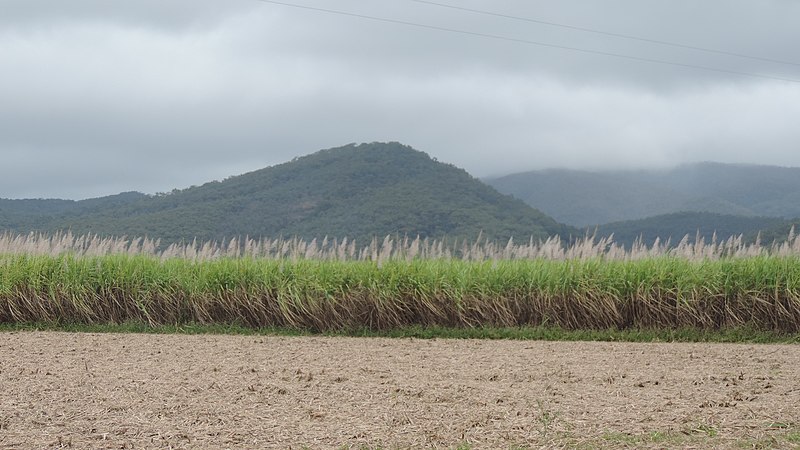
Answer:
[254, 0, 800, 83]
[408, 0, 800, 67]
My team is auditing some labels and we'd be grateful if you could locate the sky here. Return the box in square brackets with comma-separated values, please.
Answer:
[1, 0, 799, 200]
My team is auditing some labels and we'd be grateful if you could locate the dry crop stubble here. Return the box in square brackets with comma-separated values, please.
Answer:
[0, 332, 799, 449]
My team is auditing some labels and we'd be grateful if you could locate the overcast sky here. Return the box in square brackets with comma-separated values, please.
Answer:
[2, 0, 799, 199]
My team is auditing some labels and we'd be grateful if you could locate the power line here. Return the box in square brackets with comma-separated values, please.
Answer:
[254, 0, 800, 83]
[408, 0, 800, 68]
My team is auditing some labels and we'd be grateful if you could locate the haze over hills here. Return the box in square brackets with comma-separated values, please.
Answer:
[0, 143, 572, 244]
[591, 212, 792, 248]
[486, 162, 800, 228]
[4, 144, 798, 248]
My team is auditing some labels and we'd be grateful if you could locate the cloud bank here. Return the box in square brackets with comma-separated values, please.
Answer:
[1, 0, 799, 199]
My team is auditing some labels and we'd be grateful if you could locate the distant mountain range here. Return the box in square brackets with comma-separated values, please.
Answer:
[0, 143, 571, 244]
[3, 145, 798, 248]
[486, 162, 800, 227]
[592, 212, 795, 248]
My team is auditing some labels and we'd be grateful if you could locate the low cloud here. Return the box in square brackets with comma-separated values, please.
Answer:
[1, 0, 799, 199]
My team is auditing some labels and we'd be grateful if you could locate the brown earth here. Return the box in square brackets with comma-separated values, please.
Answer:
[0, 332, 798, 449]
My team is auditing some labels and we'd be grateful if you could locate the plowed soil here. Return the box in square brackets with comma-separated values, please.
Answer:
[1, 332, 798, 449]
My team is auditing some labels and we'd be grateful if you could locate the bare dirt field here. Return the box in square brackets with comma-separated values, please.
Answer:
[0, 332, 798, 449]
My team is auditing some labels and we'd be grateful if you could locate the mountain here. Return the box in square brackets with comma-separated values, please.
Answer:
[755, 218, 800, 244]
[1, 142, 572, 244]
[487, 162, 800, 227]
[591, 212, 788, 248]
[0, 192, 147, 231]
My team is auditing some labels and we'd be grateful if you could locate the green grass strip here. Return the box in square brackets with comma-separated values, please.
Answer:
[1, 322, 798, 344]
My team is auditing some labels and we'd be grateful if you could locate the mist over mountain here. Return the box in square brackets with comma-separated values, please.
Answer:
[487, 162, 800, 228]
[0, 143, 572, 244]
[5, 144, 798, 248]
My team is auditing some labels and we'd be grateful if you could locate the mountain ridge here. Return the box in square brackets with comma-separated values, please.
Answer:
[0, 142, 573, 244]
[487, 162, 800, 227]
[590, 211, 789, 248]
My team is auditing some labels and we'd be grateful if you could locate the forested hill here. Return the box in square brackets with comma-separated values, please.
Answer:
[0, 192, 147, 231]
[592, 212, 789, 248]
[0, 142, 572, 244]
[487, 162, 800, 227]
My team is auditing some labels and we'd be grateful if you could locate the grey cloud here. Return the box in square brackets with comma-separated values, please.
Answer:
[0, 0, 257, 31]
[1, 0, 799, 199]
[240, 0, 800, 88]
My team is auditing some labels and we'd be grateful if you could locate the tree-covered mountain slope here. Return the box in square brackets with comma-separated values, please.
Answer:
[0, 192, 147, 231]
[2, 143, 573, 244]
[592, 211, 787, 248]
